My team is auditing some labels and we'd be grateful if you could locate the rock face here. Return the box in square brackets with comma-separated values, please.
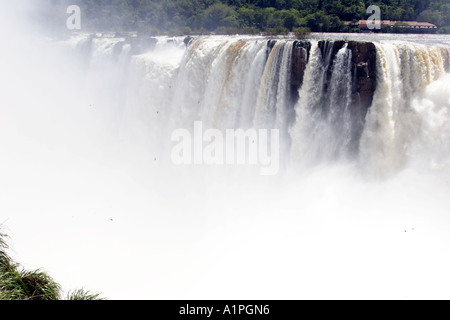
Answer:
[347, 41, 377, 122]
[291, 40, 377, 154]
[184, 36, 194, 46]
[291, 40, 311, 102]
[291, 40, 377, 118]
[347, 41, 377, 154]
[316, 40, 377, 123]
[319, 40, 377, 154]
[267, 39, 277, 49]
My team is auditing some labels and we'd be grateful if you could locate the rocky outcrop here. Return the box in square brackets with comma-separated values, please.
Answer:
[347, 41, 377, 120]
[290, 40, 377, 154]
[184, 36, 194, 46]
[316, 40, 377, 120]
[290, 41, 377, 116]
[267, 39, 277, 49]
[348, 41, 377, 154]
[318, 40, 376, 154]
[291, 41, 311, 93]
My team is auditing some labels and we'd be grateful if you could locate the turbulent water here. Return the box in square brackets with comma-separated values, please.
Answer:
[2, 8, 450, 299]
[58, 33, 450, 177]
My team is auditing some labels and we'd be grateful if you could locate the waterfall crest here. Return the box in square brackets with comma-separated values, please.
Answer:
[64, 34, 450, 176]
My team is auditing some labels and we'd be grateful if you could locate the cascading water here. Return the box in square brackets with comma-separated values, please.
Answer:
[360, 42, 449, 177]
[290, 41, 355, 165]
[56, 34, 450, 178]
[2, 7, 450, 299]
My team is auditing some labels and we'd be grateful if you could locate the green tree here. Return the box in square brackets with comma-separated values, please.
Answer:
[38, 0, 450, 34]
[203, 3, 237, 30]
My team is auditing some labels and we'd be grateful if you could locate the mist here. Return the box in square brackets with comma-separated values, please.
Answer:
[1, 1, 450, 300]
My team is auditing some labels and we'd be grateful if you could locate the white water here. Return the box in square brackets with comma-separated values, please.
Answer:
[2, 3, 450, 299]
[290, 42, 355, 164]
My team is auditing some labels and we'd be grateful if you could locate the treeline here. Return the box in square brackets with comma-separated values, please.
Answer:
[40, 0, 450, 34]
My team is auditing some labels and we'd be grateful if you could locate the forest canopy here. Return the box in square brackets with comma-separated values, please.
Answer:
[40, 0, 450, 34]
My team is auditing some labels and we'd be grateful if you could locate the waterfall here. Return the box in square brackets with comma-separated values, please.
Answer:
[168, 37, 296, 133]
[290, 41, 354, 164]
[57, 34, 450, 176]
[360, 42, 448, 177]
[3, 19, 450, 299]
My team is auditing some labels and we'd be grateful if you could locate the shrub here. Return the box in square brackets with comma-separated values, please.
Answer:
[293, 27, 311, 39]
[264, 26, 289, 36]
[0, 226, 104, 300]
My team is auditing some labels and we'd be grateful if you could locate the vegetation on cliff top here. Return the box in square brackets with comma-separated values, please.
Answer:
[40, 0, 449, 35]
[0, 227, 104, 300]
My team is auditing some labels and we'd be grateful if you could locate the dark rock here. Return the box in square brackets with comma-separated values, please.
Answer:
[291, 41, 311, 88]
[290, 40, 311, 101]
[349, 41, 377, 118]
[291, 40, 377, 155]
[302, 41, 377, 115]
[267, 40, 277, 49]
[184, 36, 194, 46]
[348, 41, 377, 153]
[356, 62, 369, 78]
